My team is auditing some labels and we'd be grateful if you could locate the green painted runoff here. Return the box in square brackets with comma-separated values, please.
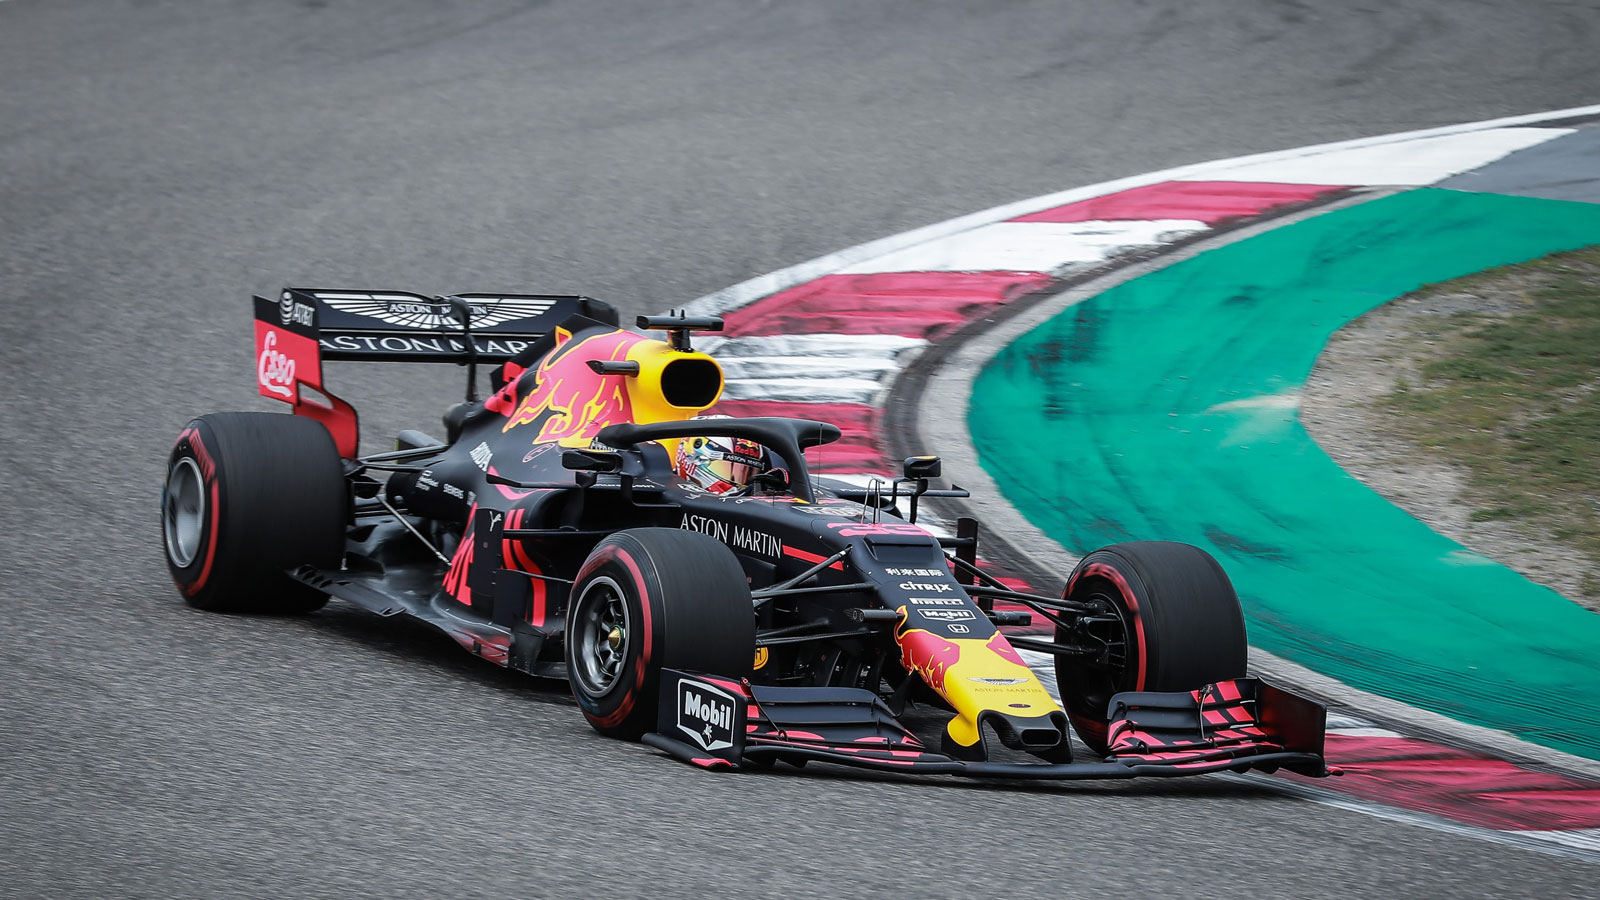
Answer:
[971, 188, 1600, 760]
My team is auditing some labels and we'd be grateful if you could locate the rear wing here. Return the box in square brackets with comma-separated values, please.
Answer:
[258, 288, 617, 362]
[253, 287, 619, 456]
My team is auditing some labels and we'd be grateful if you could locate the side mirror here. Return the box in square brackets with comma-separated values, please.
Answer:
[902, 456, 941, 480]
[900, 456, 941, 525]
[562, 449, 622, 473]
[586, 359, 641, 376]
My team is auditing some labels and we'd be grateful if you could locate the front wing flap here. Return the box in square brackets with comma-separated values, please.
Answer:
[642, 671, 1335, 780]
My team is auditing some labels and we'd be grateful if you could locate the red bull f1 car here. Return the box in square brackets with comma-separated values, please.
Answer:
[160, 287, 1334, 780]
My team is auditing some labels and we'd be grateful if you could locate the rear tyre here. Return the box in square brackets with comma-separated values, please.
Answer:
[1054, 541, 1247, 756]
[566, 528, 755, 740]
[162, 412, 347, 613]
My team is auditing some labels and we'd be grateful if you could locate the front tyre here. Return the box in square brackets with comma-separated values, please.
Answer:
[1054, 541, 1247, 756]
[565, 528, 755, 740]
[163, 412, 347, 614]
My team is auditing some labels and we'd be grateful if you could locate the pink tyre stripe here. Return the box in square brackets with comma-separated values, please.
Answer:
[721, 272, 1055, 340]
[1007, 180, 1347, 225]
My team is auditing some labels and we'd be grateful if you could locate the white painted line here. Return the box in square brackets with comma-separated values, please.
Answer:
[1179, 127, 1572, 186]
[1519, 828, 1600, 855]
[835, 219, 1207, 275]
[701, 334, 927, 359]
[1326, 727, 1409, 739]
[718, 356, 902, 381]
[721, 377, 884, 404]
[1325, 711, 1382, 731]
[709, 335, 926, 405]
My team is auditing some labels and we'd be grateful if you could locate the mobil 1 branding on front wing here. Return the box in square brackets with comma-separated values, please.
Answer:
[676, 677, 738, 752]
[918, 608, 977, 622]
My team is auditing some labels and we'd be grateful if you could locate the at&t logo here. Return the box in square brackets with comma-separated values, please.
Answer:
[279, 293, 315, 327]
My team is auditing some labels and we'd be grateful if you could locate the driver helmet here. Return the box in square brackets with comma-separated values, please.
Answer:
[674, 418, 766, 494]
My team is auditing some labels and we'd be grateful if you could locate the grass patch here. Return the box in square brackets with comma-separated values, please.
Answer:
[1378, 244, 1600, 577]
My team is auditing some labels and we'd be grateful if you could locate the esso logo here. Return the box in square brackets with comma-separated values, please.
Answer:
[257, 331, 297, 398]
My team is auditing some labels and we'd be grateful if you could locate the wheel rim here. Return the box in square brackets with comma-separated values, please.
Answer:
[571, 575, 631, 698]
[163, 457, 206, 568]
[1059, 584, 1133, 720]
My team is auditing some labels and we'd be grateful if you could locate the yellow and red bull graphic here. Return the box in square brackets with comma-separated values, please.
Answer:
[494, 327, 640, 441]
[897, 625, 1061, 751]
[487, 325, 724, 448]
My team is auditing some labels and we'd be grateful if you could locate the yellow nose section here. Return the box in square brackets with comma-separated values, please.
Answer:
[896, 624, 1062, 751]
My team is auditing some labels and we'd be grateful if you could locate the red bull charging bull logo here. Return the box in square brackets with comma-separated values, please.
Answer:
[898, 629, 963, 693]
[496, 328, 640, 441]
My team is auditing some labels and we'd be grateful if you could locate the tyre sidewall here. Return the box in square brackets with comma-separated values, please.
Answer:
[566, 535, 666, 736]
[165, 420, 225, 602]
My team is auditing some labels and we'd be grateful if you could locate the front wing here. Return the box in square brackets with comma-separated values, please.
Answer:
[643, 671, 1336, 780]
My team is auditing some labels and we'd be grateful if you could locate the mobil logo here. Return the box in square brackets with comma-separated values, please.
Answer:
[919, 608, 976, 622]
[898, 629, 963, 693]
[676, 677, 738, 752]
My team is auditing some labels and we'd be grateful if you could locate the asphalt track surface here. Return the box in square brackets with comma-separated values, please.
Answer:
[3, 1, 1598, 897]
